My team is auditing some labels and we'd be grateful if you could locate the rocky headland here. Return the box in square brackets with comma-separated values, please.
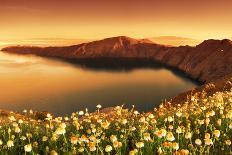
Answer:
[3, 36, 232, 83]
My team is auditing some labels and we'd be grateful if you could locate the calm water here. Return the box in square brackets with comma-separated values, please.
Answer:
[0, 50, 197, 115]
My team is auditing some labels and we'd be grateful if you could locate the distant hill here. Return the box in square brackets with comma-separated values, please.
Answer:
[148, 36, 201, 46]
[2, 36, 232, 83]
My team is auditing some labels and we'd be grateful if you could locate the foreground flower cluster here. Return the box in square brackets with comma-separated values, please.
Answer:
[0, 90, 232, 154]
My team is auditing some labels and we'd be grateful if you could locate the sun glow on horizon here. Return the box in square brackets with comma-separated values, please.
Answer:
[1, 0, 232, 42]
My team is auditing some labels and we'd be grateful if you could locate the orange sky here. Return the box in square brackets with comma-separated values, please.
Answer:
[1, 0, 232, 41]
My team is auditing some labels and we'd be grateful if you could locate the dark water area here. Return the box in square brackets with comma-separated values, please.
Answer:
[0, 51, 198, 116]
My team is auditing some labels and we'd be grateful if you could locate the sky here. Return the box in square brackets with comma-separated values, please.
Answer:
[1, 0, 232, 41]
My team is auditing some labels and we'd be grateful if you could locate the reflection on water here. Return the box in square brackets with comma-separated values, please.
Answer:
[0, 51, 197, 115]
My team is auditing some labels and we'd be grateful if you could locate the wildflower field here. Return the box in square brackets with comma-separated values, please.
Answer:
[0, 89, 232, 155]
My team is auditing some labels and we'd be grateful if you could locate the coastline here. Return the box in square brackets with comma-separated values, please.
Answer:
[1, 36, 232, 118]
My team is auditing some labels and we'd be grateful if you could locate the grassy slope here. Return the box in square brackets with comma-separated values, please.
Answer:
[170, 74, 232, 105]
